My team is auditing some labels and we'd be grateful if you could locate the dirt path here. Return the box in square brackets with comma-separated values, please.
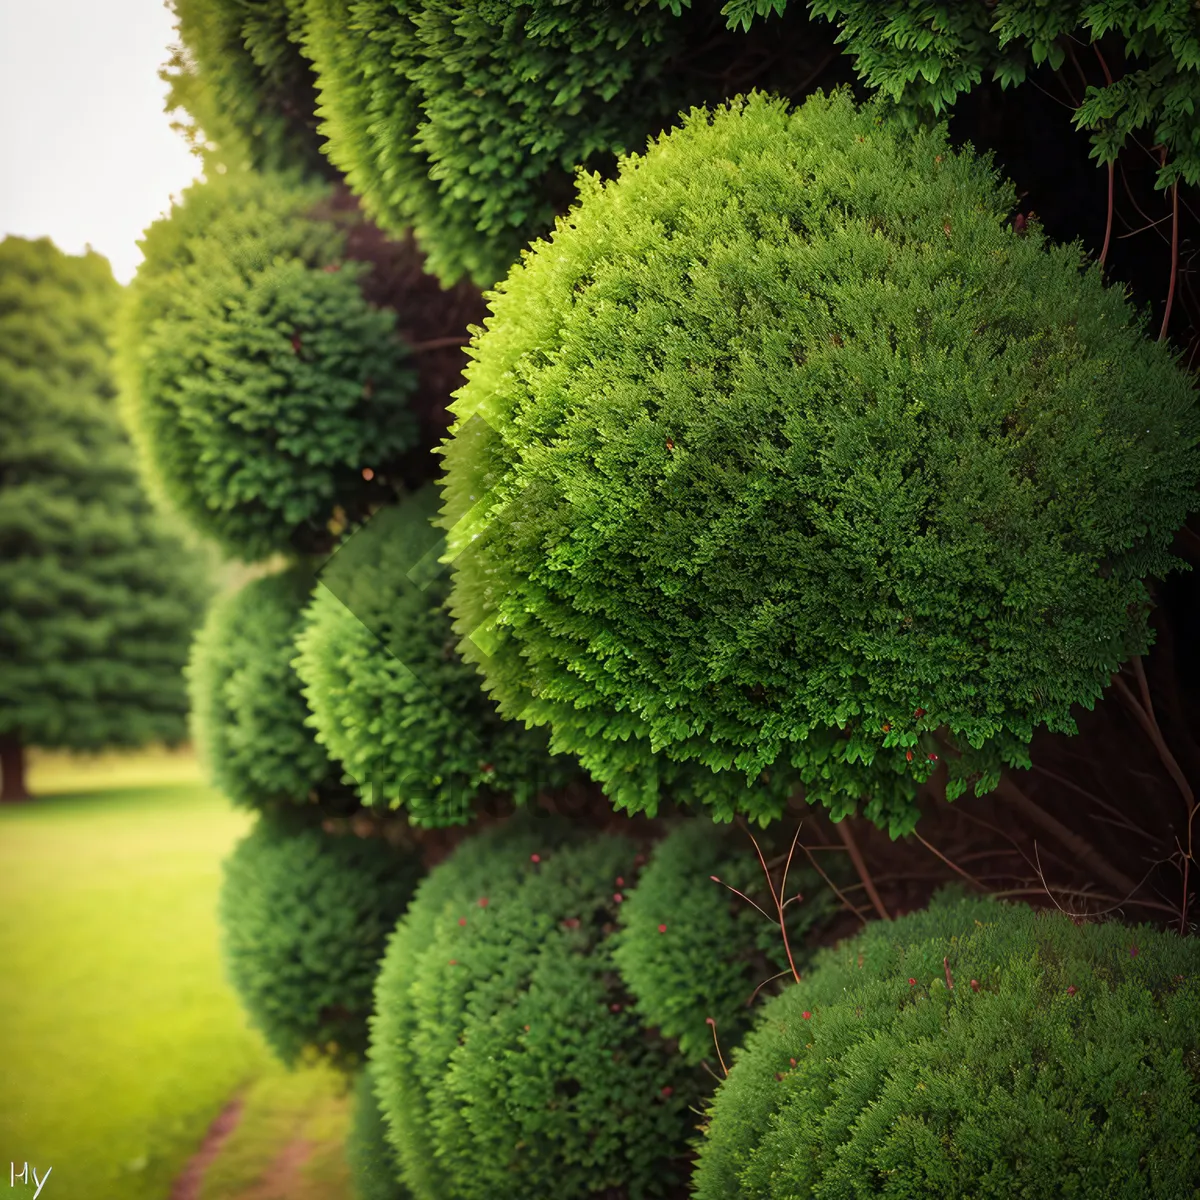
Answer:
[233, 1138, 315, 1200]
[169, 1094, 246, 1200]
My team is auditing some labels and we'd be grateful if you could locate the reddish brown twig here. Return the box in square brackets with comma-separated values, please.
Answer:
[743, 823, 805, 983]
[833, 816, 891, 920]
[1092, 42, 1116, 270]
[1159, 146, 1180, 343]
[705, 1017, 729, 1078]
[910, 829, 988, 892]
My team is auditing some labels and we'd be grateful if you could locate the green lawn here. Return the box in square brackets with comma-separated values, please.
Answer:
[0, 764, 352, 1200]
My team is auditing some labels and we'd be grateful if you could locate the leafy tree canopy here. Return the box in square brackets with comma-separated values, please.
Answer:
[0, 235, 211, 782]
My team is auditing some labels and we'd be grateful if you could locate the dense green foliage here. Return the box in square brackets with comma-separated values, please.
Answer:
[294, 486, 582, 827]
[302, 0, 706, 288]
[370, 817, 705, 1200]
[693, 885, 1200, 1198]
[438, 87, 1200, 837]
[188, 567, 348, 813]
[116, 169, 418, 562]
[219, 812, 424, 1071]
[613, 819, 839, 1063]
[800, 1, 1200, 193]
[0, 236, 210, 762]
[346, 1069, 412, 1200]
[163, 0, 328, 178]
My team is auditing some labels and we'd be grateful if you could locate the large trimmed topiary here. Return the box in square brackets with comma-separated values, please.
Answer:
[219, 811, 424, 1072]
[437, 86, 1200, 837]
[346, 1068, 412, 1200]
[162, 0, 330, 179]
[293, 486, 583, 827]
[693, 885, 1200, 1197]
[369, 816, 705, 1200]
[301, 0, 708, 288]
[188, 567, 350, 813]
[613, 818, 841, 1064]
[116, 168, 419, 562]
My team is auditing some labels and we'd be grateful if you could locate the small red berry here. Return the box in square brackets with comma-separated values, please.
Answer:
[927, 752, 938, 762]
[448, 959, 457, 966]
[479, 897, 489, 907]
[610, 1003, 622, 1012]
[914, 707, 926, 718]
[562, 917, 580, 929]
[458, 917, 467, 926]
[613, 892, 624, 903]
[710, 875, 721, 882]
[480, 762, 494, 773]
[616, 877, 625, 887]
[906, 751, 914, 762]
[882, 722, 891, 733]
[531, 854, 541, 864]
[1066, 985, 1077, 996]
[361, 467, 375, 481]
[1130, 944, 1139, 957]
[666, 439, 675, 451]
[658, 924, 668, 933]
[802, 1011, 811, 1020]
[790, 1058, 797, 1067]
[705, 1017, 715, 1027]
[970, 979, 980, 992]
[660, 1086, 673, 1097]
[908, 978, 917, 986]
[524, 1024, 530, 1031]
[775, 1072, 785, 1081]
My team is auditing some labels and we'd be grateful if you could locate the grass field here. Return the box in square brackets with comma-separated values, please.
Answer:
[0, 753, 354, 1200]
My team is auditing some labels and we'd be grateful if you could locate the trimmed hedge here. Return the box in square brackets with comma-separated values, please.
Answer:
[693, 885, 1200, 1198]
[301, 0, 703, 288]
[116, 169, 418, 562]
[188, 567, 349, 813]
[162, 0, 329, 178]
[613, 818, 840, 1064]
[219, 811, 424, 1071]
[346, 1068, 412, 1200]
[437, 87, 1200, 837]
[293, 486, 583, 827]
[369, 817, 704, 1200]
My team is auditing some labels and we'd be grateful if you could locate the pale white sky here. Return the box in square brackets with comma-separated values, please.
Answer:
[0, 0, 203, 283]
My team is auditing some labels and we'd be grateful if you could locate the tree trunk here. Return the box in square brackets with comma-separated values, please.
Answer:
[0, 732, 29, 803]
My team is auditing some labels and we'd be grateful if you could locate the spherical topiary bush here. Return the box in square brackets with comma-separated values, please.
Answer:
[369, 816, 705, 1200]
[219, 811, 424, 1072]
[188, 567, 351, 813]
[437, 86, 1200, 837]
[613, 818, 841, 1064]
[693, 885, 1200, 1199]
[293, 485, 584, 827]
[346, 1068, 412, 1200]
[302, 0, 708, 288]
[116, 169, 418, 561]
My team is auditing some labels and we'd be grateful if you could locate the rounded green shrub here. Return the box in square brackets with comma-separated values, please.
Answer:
[293, 486, 583, 827]
[163, 0, 329, 178]
[613, 818, 840, 1063]
[369, 816, 705, 1200]
[116, 169, 418, 561]
[346, 1068, 412, 1200]
[302, 0, 705, 288]
[219, 810, 424, 1071]
[437, 87, 1200, 837]
[693, 885, 1200, 1198]
[188, 567, 350, 813]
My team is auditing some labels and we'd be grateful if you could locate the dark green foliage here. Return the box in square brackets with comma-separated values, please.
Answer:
[613, 819, 840, 1063]
[163, 0, 329, 178]
[792, 0, 1200, 191]
[437, 87, 1200, 836]
[116, 169, 419, 562]
[0, 235, 210, 756]
[302, 0, 703, 287]
[693, 885, 1200, 1199]
[219, 811, 424, 1071]
[293, 486, 583, 827]
[346, 1069, 412, 1200]
[369, 817, 705, 1200]
[188, 567, 348, 813]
